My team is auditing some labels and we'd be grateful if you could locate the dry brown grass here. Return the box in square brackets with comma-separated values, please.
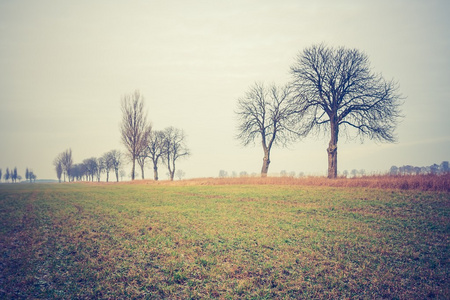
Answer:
[74, 173, 449, 192]
[156, 173, 450, 192]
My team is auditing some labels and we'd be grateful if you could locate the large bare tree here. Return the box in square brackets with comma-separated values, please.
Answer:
[290, 44, 403, 178]
[120, 90, 151, 180]
[236, 82, 299, 177]
[163, 127, 190, 181]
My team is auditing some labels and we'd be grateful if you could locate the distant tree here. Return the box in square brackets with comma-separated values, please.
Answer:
[404, 165, 414, 175]
[0, 169, 2, 182]
[236, 82, 300, 177]
[136, 146, 149, 180]
[108, 150, 122, 182]
[440, 161, 449, 174]
[359, 169, 366, 177]
[69, 164, 82, 181]
[147, 130, 166, 181]
[176, 169, 185, 180]
[102, 151, 114, 182]
[11, 167, 18, 183]
[351, 169, 358, 177]
[420, 166, 428, 175]
[59, 149, 73, 182]
[389, 166, 398, 176]
[120, 90, 152, 181]
[119, 169, 126, 181]
[96, 157, 104, 182]
[240, 171, 248, 177]
[430, 164, 439, 175]
[163, 127, 190, 181]
[25, 168, 35, 183]
[219, 170, 228, 178]
[4, 168, 10, 182]
[298, 171, 305, 178]
[83, 158, 98, 182]
[280, 170, 287, 177]
[54, 158, 63, 183]
[290, 44, 403, 178]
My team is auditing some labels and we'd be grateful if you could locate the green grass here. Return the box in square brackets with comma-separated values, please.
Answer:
[0, 183, 449, 299]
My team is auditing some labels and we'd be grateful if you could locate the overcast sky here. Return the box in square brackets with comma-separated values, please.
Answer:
[1, 0, 449, 180]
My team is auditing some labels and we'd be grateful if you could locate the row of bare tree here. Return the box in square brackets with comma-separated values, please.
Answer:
[53, 149, 123, 182]
[120, 91, 190, 181]
[52, 91, 190, 182]
[1, 167, 18, 183]
[0, 167, 36, 183]
[236, 44, 403, 179]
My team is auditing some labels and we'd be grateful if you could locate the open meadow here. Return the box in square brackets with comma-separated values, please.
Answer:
[1, 178, 449, 299]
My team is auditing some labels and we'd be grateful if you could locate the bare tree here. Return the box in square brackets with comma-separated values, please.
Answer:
[59, 149, 73, 182]
[0, 169, 2, 182]
[290, 44, 403, 178]
[136, 146, 149, 180]
[176, 169, 185, 180]
[163, 127, 190, 181]
[102, 151, 114, 182]
[147, 130, 166, 181]
[12, 167, 18, 183]
[54, 157, 63, 183]
[25, 168, 35, 183]
[218, 170, 228, 178]
[109, 150, 122, 182]
[4, 168, 10, 182]
[120, 90, 152, 180]
[83, 157, 98, 182]
[70, 163, 85, 181]
[96, 157, 104, 182]
[236, 82, 299, 177]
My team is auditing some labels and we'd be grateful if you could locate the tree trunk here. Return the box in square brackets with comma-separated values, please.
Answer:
[141, 164, 145, 179]
[115, 169, 119, 182]
[131, 158, 136, 180]
[261, 149, 270, 177]
[153, 163, 159, 181]
[327, 121, 339, 179]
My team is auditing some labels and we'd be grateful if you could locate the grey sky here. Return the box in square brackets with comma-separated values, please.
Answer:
[1, 0, 449, 180]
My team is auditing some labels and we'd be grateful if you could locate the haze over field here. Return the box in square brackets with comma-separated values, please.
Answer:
[1, 0, 449, 180]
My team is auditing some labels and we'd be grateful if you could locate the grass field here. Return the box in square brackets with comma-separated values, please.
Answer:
[0, 181, 449, 299]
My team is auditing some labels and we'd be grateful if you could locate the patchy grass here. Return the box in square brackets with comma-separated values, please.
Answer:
[0, 183, 449, 299]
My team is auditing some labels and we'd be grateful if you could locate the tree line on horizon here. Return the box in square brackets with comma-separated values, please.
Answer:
[218, 160, 450, 179]
[53, 149, 123, 183]
[0, 167, 37, 183]
[389, 161, 449, 176]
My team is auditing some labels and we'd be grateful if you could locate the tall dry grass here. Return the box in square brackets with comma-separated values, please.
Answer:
[168, 173, 450, 192]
